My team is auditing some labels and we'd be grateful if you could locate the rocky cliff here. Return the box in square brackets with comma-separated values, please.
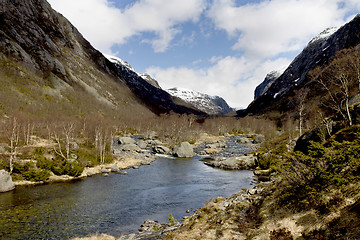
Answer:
[0, 0, 204, 117]
[245, 14, 360, 116]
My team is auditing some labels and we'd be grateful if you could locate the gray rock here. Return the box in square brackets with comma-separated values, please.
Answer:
[121, 144, 141, 152]
[101, 168, 111, 173]
[173, 142, 194, 158]
[0, 170, 15, 193]
[202, 155, 257, 170]
[111, 165, 120, 173]
[153, 145, 171, 155]
[118, 137, 136, 145]
[136, 140, 148, 149]
[147, 139, 162, 147]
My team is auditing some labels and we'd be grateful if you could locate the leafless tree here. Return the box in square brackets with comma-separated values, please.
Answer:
[9, 118, 18, 174]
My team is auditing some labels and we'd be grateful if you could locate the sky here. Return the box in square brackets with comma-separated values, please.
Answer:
[47, 0, 360, 109]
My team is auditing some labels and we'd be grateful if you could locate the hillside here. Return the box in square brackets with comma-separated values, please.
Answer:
[0, 0, 203, 118]
[244, 14, 360, 123]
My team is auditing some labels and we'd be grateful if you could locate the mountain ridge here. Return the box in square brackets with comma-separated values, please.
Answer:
[245, 14, 360, 117]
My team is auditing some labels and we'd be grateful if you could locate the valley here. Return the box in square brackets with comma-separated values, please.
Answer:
[1, 0, 360, 239]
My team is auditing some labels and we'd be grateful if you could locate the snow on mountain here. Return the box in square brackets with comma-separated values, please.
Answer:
[166, 87, 234, 115]
[104, 54, 135, 72]
[309, 27, 339, 44]
[104, 54, 233, 115]
[104, 54, 161, 88]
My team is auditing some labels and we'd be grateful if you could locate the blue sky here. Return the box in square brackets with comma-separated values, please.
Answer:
[48, 0, 360, 108]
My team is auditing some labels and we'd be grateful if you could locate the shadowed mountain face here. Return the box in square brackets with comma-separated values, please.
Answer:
[0, 0, 204, 117]
[245, 14, 360, 117]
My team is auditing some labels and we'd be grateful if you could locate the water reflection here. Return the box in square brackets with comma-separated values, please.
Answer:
[0, 157, 254, 239]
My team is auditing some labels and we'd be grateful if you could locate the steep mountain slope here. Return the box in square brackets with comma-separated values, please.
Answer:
[166, 87, 234, 115]
[0, 0, 203, 118]
[245, 14, 360, 117]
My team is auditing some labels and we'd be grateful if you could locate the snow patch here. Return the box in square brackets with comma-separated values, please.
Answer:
[309, 27, 339, 44]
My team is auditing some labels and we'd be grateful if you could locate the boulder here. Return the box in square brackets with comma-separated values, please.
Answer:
[0, 169, 15, 193]
[136, 140, 148, 149]
[201, 155, 257, 170]
[173, 142, 194, 158]
[147, 139, 162, 147]
[110, 165, 120, 173]
[121, 144, 141, 152]
[101, 168, 111, 173]
[117, 137, 136, 145]
[153, 145, 171, 155]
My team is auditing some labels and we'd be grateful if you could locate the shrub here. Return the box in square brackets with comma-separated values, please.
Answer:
[33, 147, 46, 156]
[23, 169, 50, 182]
[168, 214, 178, 226]
[36, 156, 53, 170]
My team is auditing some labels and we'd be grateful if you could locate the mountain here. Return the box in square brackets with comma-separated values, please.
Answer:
[104, 55, 161, 89]
[0, 0, 204, 118]
[166, 87, 234, 115]
[245, 14, 360, 117]
[105, 55, 232, 115]
[254, 68, 286, 99]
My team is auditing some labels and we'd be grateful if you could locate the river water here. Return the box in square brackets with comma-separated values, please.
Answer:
[0, 156, 254, 239]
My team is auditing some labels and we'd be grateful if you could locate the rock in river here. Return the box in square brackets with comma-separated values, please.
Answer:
[201, 155, 257, 170]
[0, 169, 15, 193]
[173, 142, 194, 158]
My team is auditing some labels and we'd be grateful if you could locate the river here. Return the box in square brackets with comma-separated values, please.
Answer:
[0, 156, 255, 239]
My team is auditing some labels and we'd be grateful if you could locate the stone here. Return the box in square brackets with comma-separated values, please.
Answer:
[136, 140, 148, 149]
[147, 139, 162, 147]
[173, 142, 194, 158]
[121, 144, 141, 152]
[202, 155, 257, 170]
[101, 168, 111, 173]
[117, 137, 136, 145]
[153, 145, 171, 155]
[0, 169, 15, 193]
[111, 165, 120, 173]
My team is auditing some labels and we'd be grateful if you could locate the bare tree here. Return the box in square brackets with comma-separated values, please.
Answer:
[9, 118, 18, 174]
[315, 72, 352, 126]
[295, 89, 309, 136]
[53, 123, 74, 160]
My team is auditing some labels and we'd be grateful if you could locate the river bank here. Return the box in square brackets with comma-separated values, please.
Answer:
[8, 133, 264, 188]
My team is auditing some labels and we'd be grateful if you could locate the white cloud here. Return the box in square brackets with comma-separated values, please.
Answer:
[48, 0, 207, 53]
[147, 56, 291, 108]
[208, 0, 353, 59]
